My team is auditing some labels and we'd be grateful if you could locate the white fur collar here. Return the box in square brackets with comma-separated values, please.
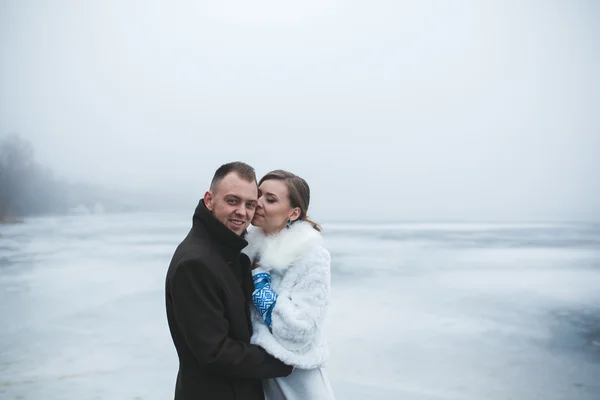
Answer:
[243, 220, 322, 273]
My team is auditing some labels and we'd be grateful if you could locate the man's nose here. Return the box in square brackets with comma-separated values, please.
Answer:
[234, 204, 246, 216]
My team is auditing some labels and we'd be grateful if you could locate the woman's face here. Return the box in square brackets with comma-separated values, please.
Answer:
[252, 179, 299, 234]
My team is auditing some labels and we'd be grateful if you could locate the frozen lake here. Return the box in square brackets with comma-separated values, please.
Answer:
[1, 214, 599, 399]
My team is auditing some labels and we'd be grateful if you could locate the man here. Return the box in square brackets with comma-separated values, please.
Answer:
[165, 162, 293, 399]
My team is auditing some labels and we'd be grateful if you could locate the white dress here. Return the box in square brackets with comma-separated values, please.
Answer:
[243, 222, 336, 400]
[264, 368, 335, 400]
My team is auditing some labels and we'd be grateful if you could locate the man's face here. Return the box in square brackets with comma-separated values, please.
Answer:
[204, 172, 258, 236]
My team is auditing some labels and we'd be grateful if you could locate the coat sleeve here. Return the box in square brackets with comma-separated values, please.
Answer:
[169, 259, 293, 379]
[270, 247, 331, 350]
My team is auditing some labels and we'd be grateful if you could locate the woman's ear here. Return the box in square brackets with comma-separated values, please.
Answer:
[289, 207, 301, 222]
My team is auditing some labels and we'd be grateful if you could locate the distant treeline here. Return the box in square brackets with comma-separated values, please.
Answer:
[0, 134, 134, 219]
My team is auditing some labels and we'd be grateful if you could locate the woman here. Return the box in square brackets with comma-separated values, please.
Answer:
[243, 170, 335, 400]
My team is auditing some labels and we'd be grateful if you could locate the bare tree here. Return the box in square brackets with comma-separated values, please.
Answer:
[0, 134, 35, 217]
[1, 133, 132, 219]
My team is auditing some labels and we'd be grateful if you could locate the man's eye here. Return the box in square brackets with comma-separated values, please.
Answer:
[247, 203, 257, 209]
[227, 199, 237, 205]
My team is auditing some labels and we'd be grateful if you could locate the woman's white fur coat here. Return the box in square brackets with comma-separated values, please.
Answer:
[243, 221, 331, 369]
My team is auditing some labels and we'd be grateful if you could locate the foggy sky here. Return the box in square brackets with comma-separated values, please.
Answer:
[1, 1, 599, 222]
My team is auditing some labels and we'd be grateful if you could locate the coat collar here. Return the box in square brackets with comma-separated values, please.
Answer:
[243, 220, 322, 273]
[191, 199, 248, 256]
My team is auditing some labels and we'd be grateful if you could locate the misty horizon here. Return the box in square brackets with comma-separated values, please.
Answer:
[1, 1, 599, 222]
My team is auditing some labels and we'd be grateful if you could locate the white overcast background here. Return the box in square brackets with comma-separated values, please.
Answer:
[1, 0, 598, 222]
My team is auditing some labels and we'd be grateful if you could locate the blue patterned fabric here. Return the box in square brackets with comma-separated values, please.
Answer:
[252, 272, 278, 327]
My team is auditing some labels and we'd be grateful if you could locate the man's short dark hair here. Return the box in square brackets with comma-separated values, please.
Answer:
[210, 161, 257, 193]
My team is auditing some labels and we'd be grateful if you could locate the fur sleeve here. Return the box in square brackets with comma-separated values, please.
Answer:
[270, 246, 331, 351]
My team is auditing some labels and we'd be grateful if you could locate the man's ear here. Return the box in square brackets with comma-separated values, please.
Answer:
[289, 207, 301, 222]
[204, 191, 214, 211]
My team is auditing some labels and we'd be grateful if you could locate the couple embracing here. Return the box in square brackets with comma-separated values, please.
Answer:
[165, 162, 335, 400]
